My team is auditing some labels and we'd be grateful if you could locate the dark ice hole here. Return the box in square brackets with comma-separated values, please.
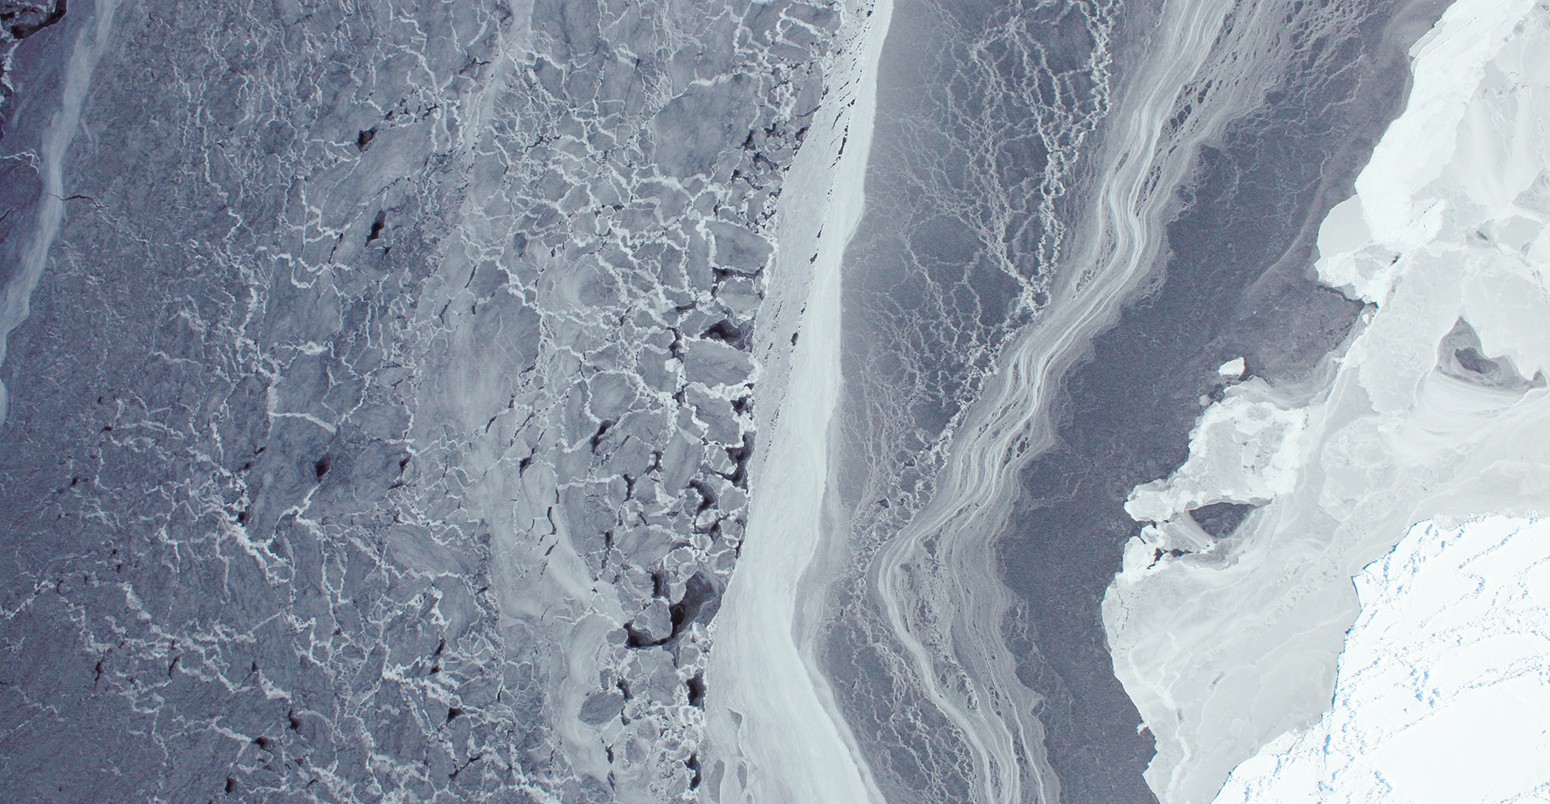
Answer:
[365, 210, 386, 243]
[1454, 346, 1495, 376]
[702, 319, 747, 348]
[687, 478, 716, 512]
[623, 622, 663, 648]
[3, 1, 66, 41]
[589, 419, 613, 452]
[686, 753, 702, 790]
[724, 433, 753, 486]
[624, 572, 723, 649]
[1188, 501, 1257, 540]
[686, 673, 706, 708]
[669, 571, 722, 631]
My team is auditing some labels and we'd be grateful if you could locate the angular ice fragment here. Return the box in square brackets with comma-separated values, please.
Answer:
[1216, 357, 1246, 380]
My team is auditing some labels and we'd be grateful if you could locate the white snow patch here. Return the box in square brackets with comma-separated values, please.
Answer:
[1214, 517, 1550, 804]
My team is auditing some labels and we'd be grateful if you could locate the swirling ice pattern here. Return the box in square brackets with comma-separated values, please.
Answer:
[823, 0, 1402, 801]
[821, 1, 1117, 799]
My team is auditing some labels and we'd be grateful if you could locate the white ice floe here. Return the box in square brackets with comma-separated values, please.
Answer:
[1123, 385, 1307, 527]
[1215, 516, 1550, 804]
[1106, 0, 1550, 800]
[703, 2, 892, 802]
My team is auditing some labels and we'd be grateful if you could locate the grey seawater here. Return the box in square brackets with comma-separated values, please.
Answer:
[822, 0, 1448, 801]
[0, 0, 844, 800]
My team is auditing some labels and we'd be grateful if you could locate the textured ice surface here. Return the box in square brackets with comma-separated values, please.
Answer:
[1108, 0, 1550, 800]
[0, 0, 852, 799]
[810, 0, 1445, 800]
[1216, 517, 1550, 803]
[0, 1, 63, 126]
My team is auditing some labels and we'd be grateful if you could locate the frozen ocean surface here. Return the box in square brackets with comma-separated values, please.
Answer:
[0, 0, 1542, 801]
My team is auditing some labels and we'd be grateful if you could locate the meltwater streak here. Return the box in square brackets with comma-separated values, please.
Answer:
[704, 2, 892, 801]
[0, 0, 118, 427]
[866, 0, 1364, 800]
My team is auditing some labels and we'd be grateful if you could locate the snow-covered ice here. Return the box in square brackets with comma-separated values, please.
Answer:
[1215, 516, 1550, 803]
